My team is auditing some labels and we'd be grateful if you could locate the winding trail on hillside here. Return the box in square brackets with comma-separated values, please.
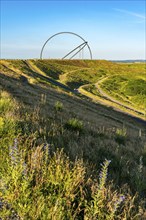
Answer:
[94, 76, 145, 116]
[59, 67, 90, 84]
[1, 59, 146, 136]
[77, 74, 145, 119]
[24, 60, 146, 125]
[24, 60, 76, 94]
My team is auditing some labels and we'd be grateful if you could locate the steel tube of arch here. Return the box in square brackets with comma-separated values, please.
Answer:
[40, 32, 92, 60]
[69, 42, 88, 60]
[62, 42, 87, 60]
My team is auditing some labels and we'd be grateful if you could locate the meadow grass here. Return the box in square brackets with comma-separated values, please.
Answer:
[0, 90, 146, 219]
[1, 59, 145, 114]
[0, 60, 146, 219]
[32, 59, 146, 115]
[101, 76, 146, 111]
[1, 140, 145, 219]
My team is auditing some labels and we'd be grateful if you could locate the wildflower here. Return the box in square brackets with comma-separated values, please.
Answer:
[99, 159, 111, 190]
[22, 162, 27, 177]
[113, 195, 125, 213]
[9, 139, 27, 177]
[138, 156, 143, 174]
[9, 139, 19, 166]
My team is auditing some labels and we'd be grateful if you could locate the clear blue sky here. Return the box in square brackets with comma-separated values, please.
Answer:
[1, 0, 146, 60]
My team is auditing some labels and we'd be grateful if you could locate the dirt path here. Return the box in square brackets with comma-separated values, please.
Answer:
[1, 60, 146, 136]
[59, 67, 90, 83]
[95, 76, 145, 116]
[77, 77, 145, 121]
[25, 60, 146, 123]
[25, 60, 76, 94]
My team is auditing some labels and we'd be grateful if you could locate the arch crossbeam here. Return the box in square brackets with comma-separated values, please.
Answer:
[62, 42, 87, 60]
[69, 42, 87, 60]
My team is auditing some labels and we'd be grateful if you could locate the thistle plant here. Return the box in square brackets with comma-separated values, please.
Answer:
[9, 138, 19, 166]
[85, 159, 112, 219]
[134, 156, 144, 194]
[85, 159, 127, 220]
[98, 159, 111, 190]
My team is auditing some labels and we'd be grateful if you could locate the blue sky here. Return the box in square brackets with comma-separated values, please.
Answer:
[1, 0, 145, 60]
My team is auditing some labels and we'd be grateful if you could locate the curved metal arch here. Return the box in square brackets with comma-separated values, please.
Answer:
[40, 32, 92, 59]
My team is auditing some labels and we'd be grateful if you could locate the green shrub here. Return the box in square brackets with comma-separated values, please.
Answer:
[115, 128, 127, 145]
[54, 101, 63, 111]
[65, 118, 83, 132]
[0, 118, 17, 138]
[0, 92, 14, 115]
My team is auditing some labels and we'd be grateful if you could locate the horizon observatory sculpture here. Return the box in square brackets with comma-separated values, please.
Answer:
[40, 32, 92, 60]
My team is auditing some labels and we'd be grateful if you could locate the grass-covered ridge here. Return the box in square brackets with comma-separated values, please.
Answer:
[101, 74, 146, 111]
[0, 59, 146, 219]
[1, 59, 145, 109]
[30, 59, 146, 116]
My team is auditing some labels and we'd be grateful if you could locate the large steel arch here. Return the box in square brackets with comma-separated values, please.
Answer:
[40, 32, 92, 59]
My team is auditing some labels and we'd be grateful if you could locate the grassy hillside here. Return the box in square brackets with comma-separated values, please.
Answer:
[31, 59, 146, 118]
[0, 59, 146, 219]
[100, 65, 146, 111]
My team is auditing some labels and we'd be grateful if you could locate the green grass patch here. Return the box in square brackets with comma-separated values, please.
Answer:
[65, 118, 83, 132]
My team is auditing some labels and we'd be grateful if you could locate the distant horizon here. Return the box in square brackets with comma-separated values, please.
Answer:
[1, 0, 145, 60]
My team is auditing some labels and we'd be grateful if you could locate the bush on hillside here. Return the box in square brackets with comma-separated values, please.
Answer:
[65, 118, 83, 132]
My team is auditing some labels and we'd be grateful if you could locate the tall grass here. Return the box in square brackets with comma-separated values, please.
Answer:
[0, 88, 146, 219]
[1, 142, 144, 219]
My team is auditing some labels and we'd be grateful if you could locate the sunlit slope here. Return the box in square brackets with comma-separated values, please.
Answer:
[0, 59, 146, 121]
[31, 59, 146, 116]
[100, 63, 146, 111]
[1, 60, 146, 218]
